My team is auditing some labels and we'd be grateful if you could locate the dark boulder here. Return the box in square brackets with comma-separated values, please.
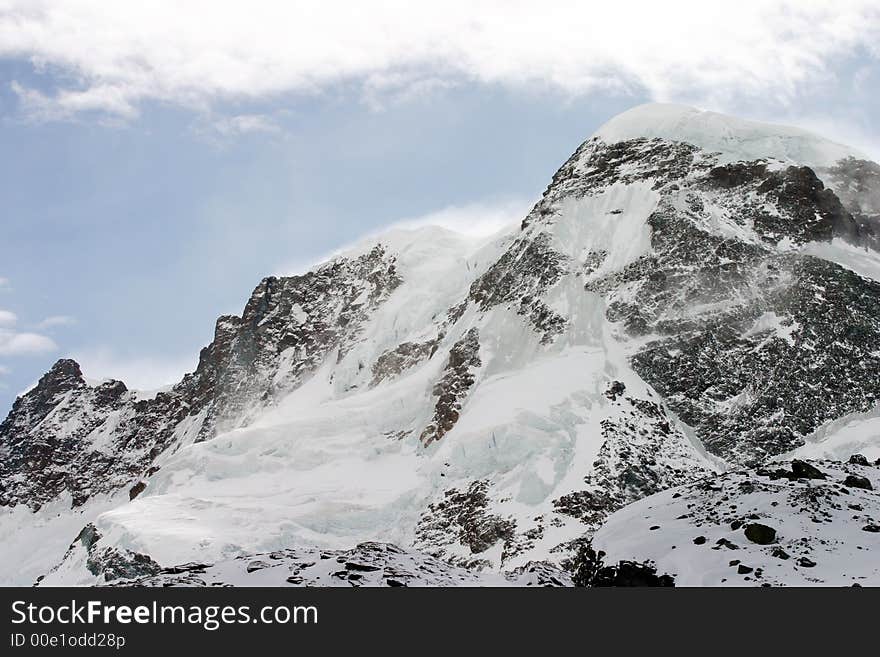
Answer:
[843, 474, 873, 491]
[791, 460, 827, 480]
[570, 544, 675, 587]
[771, 546, 790, 560]
[744, 523, 777, 545]
[128, 481, 147, 501]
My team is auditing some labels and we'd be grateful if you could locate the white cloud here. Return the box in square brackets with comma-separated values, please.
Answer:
[0, 277, 8, 287]
[0, 308, 61, 356]
[0, 329, 57, 356]
[71, 347, 196, 391]
[0, 310, 17, 327]
[1, 1, 877, 121]
[35, 315, 76, 330]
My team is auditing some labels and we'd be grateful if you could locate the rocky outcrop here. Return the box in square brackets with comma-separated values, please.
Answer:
[371, 336, 441, 386]
[83, 541, 572, 587]
[821, 157, 880, 249]
[552, 388, 713, 531]
[631, 255, 880, 464]
[419, 328, 482, 446]
[469, 233, 568, 343]
[0, 361, 139, 509]
[569, 543, 675, 587]
[415, 479, 517, 566]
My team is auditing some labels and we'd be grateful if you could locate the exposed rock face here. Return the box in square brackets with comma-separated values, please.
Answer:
[371, 337, 441, 386]
[821, 157, 880, 249]
[0, 245, 402, 509]
[469, 233, 568, 342]
[415, 479, 517, 566]
[525, 138, 707, 219]
[43, 523, 162, 585]
[185, 244, 402, 436]
[419, 328, 482, 445]
[0, 361, 137, 509]
[631, 255, 880, 464]
[552, 388, 713, 532]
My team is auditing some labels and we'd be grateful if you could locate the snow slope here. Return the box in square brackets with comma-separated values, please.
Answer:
[591, 459, 880, 586]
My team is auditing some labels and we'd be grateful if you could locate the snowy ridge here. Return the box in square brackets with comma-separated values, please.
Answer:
[4, 103, 880, 587]
[594, 103, 864, 170]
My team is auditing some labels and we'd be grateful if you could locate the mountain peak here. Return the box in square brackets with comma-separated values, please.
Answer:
[37, 358, 86, 395]
[593, 103, 863, 168]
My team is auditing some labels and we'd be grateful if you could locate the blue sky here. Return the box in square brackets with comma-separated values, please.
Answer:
[0, 2, 879, 412]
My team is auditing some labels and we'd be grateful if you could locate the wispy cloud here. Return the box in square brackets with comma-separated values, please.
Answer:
[192, 112, 284, 144]
[206, 114, 281, 137]
[279, 196, 532, 274]
[35, 315, 77, 331]
[389, 198, 532, 237]
[1, 1, 877, 122]
[71, 347, 196, 391]
[10, 80, 137, 123]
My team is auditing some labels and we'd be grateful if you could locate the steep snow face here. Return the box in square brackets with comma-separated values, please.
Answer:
[0, 495, 122, 587]
[780, 407, 880, 463]
[6, 104, 880, 587]
[594, 103, 864, 170]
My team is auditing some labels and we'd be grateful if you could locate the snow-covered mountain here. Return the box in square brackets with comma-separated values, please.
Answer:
[3, 103, 880, 587]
